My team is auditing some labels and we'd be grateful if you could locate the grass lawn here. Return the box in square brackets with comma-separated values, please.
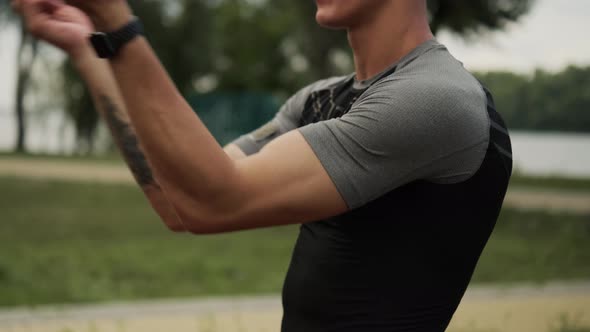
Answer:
[0, 176, 589, 307]
[510, 173, 590, 192]
[0, 151, 123, 165]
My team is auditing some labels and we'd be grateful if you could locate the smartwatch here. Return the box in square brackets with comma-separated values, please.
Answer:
[90, 17, 144, 59]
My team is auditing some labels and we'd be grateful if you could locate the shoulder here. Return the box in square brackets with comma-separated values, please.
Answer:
[371, 45, 485, 109]
[355, 46, 489, 137]
[344, 46, 491, 167]
[278, 75, 350, 122]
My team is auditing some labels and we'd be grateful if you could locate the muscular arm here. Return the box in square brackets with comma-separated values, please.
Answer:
[76, 48, 248, 233]
[15, 0, 318, 233]
[83, 7, 347, 234]
[73, 48, 186, 231]
[79, 49, 248, 232]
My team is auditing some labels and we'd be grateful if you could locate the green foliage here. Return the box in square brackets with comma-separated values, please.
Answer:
[0, 176, 589, 307]
[477, 66, 590, 132]
[62, 60, 98, 153]
[471, 209, 590, 283]
[428, 0, 535, 34]
[211, 0, 313, 92]
[510, 173, 590, 192]
[134, 0, 213, 95]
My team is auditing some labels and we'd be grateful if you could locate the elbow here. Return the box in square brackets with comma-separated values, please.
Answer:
[179, 213, 234, 235]
[165, 176, 247, 234]
[164, 222, 186, 233]
[153, 208, 188, 233]
[144, 189, 189, 233]
[173, 200, 240, 235]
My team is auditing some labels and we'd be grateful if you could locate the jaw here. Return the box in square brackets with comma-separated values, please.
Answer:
[315, 0, 385, 30]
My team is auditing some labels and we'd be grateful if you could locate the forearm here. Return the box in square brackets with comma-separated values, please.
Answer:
[73, 47, 185, 231]
[106, 37, 238, 210]
[81, 6, 272, 231]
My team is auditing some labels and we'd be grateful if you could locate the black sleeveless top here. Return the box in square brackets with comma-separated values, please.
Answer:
[280, 72, 513, 332]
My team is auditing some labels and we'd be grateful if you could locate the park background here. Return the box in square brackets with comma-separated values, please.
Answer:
[0, 0, 589, 331]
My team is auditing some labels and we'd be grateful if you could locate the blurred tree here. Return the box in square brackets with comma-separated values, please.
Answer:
[428, 0, 535, 34]
[214, 0, 538, 93]
[476, 66, 590, 133]
[3, 0, 538, 152]
[270, 0, 350, 85]
[0, 0, 39, 153]
[211, 0, 296, 92]
[197, 0, 538, 141]
[61, 60, 97, 153]
[475, 71, 530, 127]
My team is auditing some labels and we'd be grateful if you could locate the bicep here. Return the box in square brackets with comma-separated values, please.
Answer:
[184, 130, 348, 233]
[235, 130, 348, 225]
[179, 79, 489, 233]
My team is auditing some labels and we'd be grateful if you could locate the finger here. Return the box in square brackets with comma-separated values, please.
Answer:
[20, 0, 43, 22]
[39, 0, 62, 14]
[21, 0, 61, 18]
[44, 0, 65, 10]
[20, 0, 53, 36]
[20, 0, 43, 19]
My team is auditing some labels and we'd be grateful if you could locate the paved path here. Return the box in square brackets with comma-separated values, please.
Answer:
[1, 157, 589, 213]
[0, 281, 589, 332]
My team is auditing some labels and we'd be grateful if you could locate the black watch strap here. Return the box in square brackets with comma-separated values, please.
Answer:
[90, 17, 144, 59]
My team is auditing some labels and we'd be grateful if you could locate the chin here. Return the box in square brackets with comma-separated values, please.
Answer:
[315, 1, 356, 29]
[316, 12, 348, 29]
[315, 0, 378, 30]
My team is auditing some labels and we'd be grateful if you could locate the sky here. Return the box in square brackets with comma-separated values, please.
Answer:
[1, 0, 590, 111]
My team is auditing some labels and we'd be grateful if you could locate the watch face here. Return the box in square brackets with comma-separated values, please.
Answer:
[90, 32, 116, 58]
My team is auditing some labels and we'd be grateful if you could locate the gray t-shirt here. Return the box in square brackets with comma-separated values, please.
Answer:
[233, 39, 490, 209]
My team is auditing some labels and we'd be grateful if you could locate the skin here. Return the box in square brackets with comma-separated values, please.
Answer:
[14, 0, 433, 234]
[12, 1, 188, 231]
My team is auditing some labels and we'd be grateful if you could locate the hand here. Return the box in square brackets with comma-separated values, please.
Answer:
[13, 0, 94, 59]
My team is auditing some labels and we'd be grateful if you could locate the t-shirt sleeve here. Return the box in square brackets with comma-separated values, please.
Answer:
[232, 77, 346, 156]
[298, 77, 490, 210]
[231, 92, 304, 156]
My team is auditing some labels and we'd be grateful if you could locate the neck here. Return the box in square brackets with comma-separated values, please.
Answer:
[348, 3, 433, 81]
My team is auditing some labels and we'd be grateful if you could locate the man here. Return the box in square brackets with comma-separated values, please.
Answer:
[15, 0, 513, 331]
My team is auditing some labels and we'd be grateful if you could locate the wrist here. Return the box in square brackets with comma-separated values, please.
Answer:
[71, 45, 103, 71]
[88, 2, 134, 32]
[69, 42, 95, 61]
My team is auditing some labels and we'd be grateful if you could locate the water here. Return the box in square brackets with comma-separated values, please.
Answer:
[1, 110, 589, 178]
[510, 131, 590, 178]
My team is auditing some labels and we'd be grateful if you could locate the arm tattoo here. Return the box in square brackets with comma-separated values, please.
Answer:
[99, 95, 159, 188]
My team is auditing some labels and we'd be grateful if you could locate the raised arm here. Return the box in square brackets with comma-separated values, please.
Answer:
[58, 1, 348, 233]
[74, 50, 186, 231]
[15, 0, 186, 231]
